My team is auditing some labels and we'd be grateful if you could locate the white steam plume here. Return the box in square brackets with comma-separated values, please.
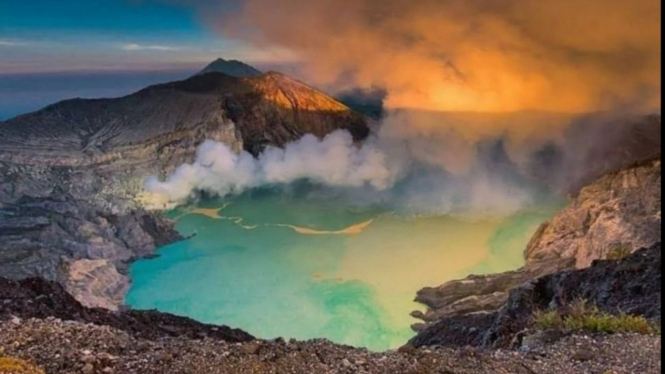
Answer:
[146, 130, 395, 203]
[144, 113, 558, 216]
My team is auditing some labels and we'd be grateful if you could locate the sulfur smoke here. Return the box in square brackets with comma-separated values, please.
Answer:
[147, 0, 660, 215]
[205, 0, 661, 114]
[145, 114, 559, 216]
[147, 130, 392, 201]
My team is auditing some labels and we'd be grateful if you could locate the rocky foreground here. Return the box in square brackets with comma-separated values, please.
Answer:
[0, 317, 660, 374]
[0, 241, 660, 373]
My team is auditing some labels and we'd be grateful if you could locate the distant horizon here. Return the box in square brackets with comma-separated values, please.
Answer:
[2, 60, 658, 121]
[0, 59, 307, 121]
[0, 1, 299, 73]
[0, 0, 302, 120]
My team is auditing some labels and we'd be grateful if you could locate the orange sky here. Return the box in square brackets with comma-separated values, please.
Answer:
[209, 0, 661, 113]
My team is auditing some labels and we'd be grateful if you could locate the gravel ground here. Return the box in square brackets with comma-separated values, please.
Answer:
[0, 317, 660, 374]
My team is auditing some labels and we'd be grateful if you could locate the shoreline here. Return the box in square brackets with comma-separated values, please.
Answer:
[123, 200, 561, 350]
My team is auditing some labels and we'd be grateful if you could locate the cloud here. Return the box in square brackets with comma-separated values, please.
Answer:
[143, 0, 661, 217]
[0, 40, 26, 47]
[201, 0, 660, 114]
[144, 107, 659, 216]
[120, 43, 180, 51]
[146, 131, 394, 202]
[144, 121, 548, 217]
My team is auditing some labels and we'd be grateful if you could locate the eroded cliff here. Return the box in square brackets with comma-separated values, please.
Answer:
[409, 242, 661, 348]
[411, 158, 661, 342]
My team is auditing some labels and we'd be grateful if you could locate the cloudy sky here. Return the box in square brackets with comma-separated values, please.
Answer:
[0, 0, 296, 119]
[0, 0, 659, 120]
[0, 0, 299, 73]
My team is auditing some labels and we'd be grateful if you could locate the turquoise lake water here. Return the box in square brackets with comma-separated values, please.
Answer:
[127, 188, 561, 351]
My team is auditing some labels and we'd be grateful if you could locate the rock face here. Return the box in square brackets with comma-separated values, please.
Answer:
[409, 242, 661, 348]
[0, 69, 369, 309]
[525, 158, 661, 269]
[0, 194, 183, 310]
[65, 259, 130, 311]
[412, 159, 661, 333]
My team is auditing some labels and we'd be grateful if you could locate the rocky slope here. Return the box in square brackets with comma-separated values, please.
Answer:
[411, 158, 661, 344]
[0, 70, 369, 310]
[409, 242, 661, 348]
[524, 159, 661, 269]
[1, 317, 660, 374]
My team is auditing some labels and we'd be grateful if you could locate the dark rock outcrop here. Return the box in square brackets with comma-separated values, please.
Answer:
[0, 277, 253, 343]
[409, 242, 661, 348]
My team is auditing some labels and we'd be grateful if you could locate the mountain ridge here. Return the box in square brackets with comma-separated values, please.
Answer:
[194, 57, 263, 77]
[0, 70, 367, 157]
[0, 69, 369, 209]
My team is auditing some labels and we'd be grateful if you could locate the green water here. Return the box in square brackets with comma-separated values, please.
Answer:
[127, 188, 561, 351]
